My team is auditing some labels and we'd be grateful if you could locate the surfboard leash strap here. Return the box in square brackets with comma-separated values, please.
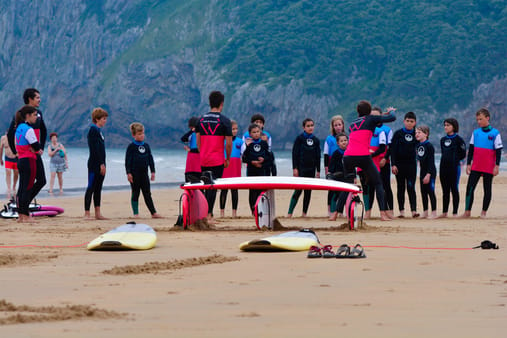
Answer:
[0, 242, 90, 249]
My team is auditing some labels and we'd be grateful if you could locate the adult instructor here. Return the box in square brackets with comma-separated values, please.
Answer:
[8, 88, 47, 201]
[195, 91, 232, 223]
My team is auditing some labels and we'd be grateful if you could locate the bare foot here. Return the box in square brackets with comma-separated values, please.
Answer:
[364, 210, 371, 220]
[480, 211, 487, 219]
[380, 211, 392, 221]
[132, 214, 140, 218]
[83, 211, 93, 220]
[397, 211, 405, 218]
[232, 210, 237, 218]
[437, 213, 448, 218]
[95, 215, 110, 220]
[220, 210, 225, 218]
[151, 213, 163, 219]
[328, 212, 337, 221]
[459, 211, 471, 218]
[301, 213, 307, 218]
[286, 214, 293, 218]
[412, 212, 420, 218]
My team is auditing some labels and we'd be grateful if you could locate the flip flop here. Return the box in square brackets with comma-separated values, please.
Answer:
[322, 245, 335, 258]
[307, 245, 322, 258]
[348, 244, 366, 258]
[335, 244, 350, 258]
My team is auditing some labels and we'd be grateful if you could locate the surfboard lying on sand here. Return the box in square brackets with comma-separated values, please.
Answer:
[1, 202, 64, 218]
[239, 229, 320, 252]
[87, 222, 157, 250]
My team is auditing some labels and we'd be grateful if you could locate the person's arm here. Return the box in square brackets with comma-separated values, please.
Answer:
[371, 144, 386, 158]
[315, 138, 321, 177]
[0, 138, 4, 166]
[196, 132, 201, 153]
[25, 129, 41, 153]
[148, 144, 155, 174]
[47, 144, 57, 157]
[457, 137, 467, 161]
[7, 118, 16, 155]
[292, 136, 301, 173]
[125, 145, 134, 183]
[39, 115, 47, 150]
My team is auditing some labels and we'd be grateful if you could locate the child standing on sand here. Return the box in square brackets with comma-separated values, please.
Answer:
[84, 108, 108, 220]
[415, 125, 437, 219]
[125, 122, 162, 219]
[462, 108, 503, 218]
[0, 131, 18, 200]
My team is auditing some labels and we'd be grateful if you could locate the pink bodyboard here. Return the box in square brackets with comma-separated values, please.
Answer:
[182, 190, 208, 228]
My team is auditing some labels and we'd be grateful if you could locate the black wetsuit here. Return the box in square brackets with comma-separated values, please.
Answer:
[391, 128, 417, 213]
[417, 140, 437, 212]
[125, 141, 157, 215]
[328, 147, 349, 214]
[439, 134, 466, 214]
[242, 139, 271, 212]
[84, 124, 106, 211]
[288, 132, 321, 215]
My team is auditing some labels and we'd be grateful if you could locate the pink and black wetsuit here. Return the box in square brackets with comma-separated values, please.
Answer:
[195, 112, 232, 216]
[343, 112, 395, 211]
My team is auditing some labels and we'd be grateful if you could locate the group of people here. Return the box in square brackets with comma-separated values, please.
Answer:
[4, 87, 502, 223]
[4, 88, 163, 222]
[183, 94, 503, 223]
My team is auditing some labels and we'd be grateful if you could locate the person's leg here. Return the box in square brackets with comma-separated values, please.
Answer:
[12, 168, 18, 199]
[302, 189, 312, 216]
[463, 171, 481, 217]
[17, 158, 36, 222]
[364, 158, 390, 220]
[428, 178, 437, 217]
[30, 155, 46, 201]
[440, 172, 451, 216]
[287, 189, 302, 216]
[451, 167, 461, 216]
[139, 173, 158, 216]
[395, 170, 406, 215]
[381, 163, 394, 211]
[407, 164, 418, 215]
[49, 171, 56, 193]
[57, 172, 64, 193]
[219, 189, 228, 217]
[420, 179, 429, 216]
[231, 189, 238, 217]
[84, 171, 95, 218]
[130, 177, 142, 217]
[92, 173, 107, 219]
[202, 165, 224, 219]
[480, 173, 493, 218]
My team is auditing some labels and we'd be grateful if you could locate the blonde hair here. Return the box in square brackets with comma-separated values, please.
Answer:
[329, 115, 345, 135]
[130, 122, 144, 135]
[91, 107, 108, 123]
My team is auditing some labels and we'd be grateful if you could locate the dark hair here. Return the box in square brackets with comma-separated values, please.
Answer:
[372, 106, 382, 114]
[302, 118, 314, 127]
[416, 124, 430, 137]
[23, 88, 40, 104]
[404, 111, 417, 121]
[335, 132, 348, 141]
[49, 132, 58, 139]
[209, 91, 224, 109]
[357, 100, 372, 117]
[15, 105, 37, 127]
[476, 108, 490, 118]
[250, 113, 265, 124]
[443, 118, 459, 133]
[248, 123, 260, 133]
[188, 116, 200, 128]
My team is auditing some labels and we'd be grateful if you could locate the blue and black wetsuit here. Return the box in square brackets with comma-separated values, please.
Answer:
[439, 133, 466, 215]
[125, 141, 157, 215]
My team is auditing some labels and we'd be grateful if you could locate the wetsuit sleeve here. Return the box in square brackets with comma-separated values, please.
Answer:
[324, 154, 330, 168]
[315, 138, 321, 173]
[390, 131, 399, 166]
[7, 118, 16, 155]
[429, 144, 436, 177]
[467, 145, 474, 165]
[371, 144, 386, 158]
[496, 149, 502, 165]
[148, 144, 155, 173]
[125, 144, 134, 174]
[181, 130, 192, 143]
[39, 114, 47, 149]
[457, 137, 467, 161]
[270, 151, 277, 176]
[292, 136, 302, 170]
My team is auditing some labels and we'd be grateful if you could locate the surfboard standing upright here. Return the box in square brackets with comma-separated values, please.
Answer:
[181, 176, 362, 229]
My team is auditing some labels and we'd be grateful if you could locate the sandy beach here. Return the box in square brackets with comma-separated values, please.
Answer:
[0, 176, 506, 338]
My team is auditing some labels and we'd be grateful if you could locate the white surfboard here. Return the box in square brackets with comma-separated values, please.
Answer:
[254, 190, 275, 229]
[87, 222, 157, 250]
[239, 229, 320, 252]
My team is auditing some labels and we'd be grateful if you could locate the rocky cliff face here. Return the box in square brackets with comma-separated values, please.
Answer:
[0, 1, 505, 149]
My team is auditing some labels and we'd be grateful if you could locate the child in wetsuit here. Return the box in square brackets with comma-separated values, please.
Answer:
[220, 120, 243, 218]
[287, 118, 321, 218]
[438, 118, 466, 218]
[181, 116, 201, 183]
[242, 123, 270, 213]
[84, 107, 109, 220]
[327, 132, 349, 221]
[391, 111, 418, 218]
[415, 125, 437, 219]
[14, 106, 41, 223]
[125, 122, 162, 219]
[324, 115, 346, 217]
[462, 108, 503, 218]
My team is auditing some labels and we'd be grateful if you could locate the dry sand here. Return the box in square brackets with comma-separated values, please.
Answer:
[0, 176, 506, 337]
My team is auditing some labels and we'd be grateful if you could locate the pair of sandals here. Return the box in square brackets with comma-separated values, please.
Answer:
[307, 244, 366, 259]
